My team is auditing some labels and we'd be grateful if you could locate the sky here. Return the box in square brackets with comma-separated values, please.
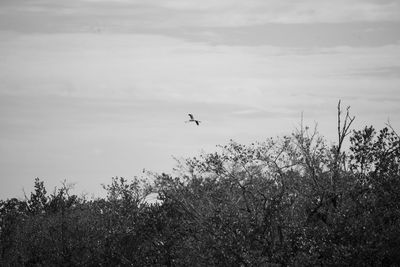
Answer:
[0, 0, 399, 199]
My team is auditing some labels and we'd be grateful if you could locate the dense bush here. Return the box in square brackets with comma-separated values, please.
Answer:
[1, 104, 399, 266]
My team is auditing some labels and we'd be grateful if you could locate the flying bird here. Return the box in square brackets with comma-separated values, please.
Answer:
[186, 114, 201, 125]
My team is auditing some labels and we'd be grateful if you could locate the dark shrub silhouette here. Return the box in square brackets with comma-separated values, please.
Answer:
[1, 103, 399, 266]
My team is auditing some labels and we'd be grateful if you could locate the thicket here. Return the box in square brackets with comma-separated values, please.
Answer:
[1, 103, 399, 266]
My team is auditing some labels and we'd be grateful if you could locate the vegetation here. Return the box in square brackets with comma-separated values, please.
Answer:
[1, 103, 399, 266]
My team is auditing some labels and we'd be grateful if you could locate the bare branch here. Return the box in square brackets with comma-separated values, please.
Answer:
[337, 100, 342, 147]
[336, 100, 355, 155]
[385, 118, 400, 139]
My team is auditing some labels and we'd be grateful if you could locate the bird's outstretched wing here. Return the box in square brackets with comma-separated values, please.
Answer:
[188, 114, 194, 120]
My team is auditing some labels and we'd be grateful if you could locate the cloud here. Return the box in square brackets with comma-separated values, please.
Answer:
[1, 0, 400, 35]
[1, 0, 399, 52]
[172, 22, 400, 48]
[231, 108, 292, 119]
[1, 32, 399, 109]
[344, 66, 400, 78]
[124, 0, 400, 25]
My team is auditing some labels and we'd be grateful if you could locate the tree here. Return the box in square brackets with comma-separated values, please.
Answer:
[346, 125, 400, 265]
[1, 102, 399, 266]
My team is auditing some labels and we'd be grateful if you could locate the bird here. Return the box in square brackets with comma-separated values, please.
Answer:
[186, 114, 201, 125]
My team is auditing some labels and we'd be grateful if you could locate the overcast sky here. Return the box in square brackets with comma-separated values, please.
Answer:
[1, 0, 399, 199]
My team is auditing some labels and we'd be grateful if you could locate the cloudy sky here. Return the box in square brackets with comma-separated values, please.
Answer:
[0, 0, 399, 199]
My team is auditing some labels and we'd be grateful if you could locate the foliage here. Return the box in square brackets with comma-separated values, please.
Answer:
[1, 103, 399, 266]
